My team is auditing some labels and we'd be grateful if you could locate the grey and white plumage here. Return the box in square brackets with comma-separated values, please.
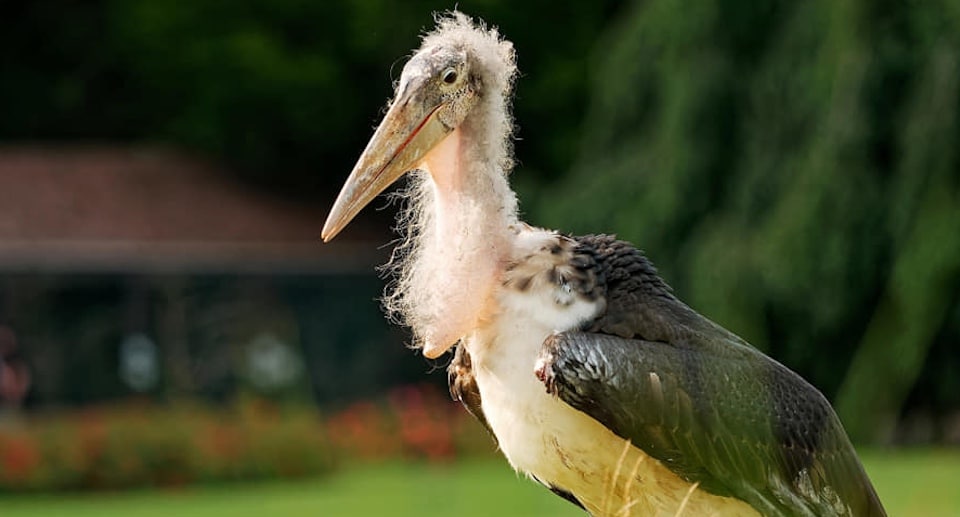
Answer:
[322, 12, 885, 516]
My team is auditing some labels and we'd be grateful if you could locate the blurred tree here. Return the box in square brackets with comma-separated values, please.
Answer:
[0, 0, 623, 409]
[0, 0, 622, 201]
[3, 0, 958, 441]
[536, 0, 960, 443]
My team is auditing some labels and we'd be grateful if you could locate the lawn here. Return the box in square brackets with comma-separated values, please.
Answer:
[1, 450, 957, 516]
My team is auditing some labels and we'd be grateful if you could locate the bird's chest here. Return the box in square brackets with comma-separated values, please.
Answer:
[464, 279, 647, 515]
[467, 311, 655, 516]
[465, 262, 757, 516]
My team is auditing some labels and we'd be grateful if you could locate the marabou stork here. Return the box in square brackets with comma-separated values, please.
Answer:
[322, 12, 885, 517]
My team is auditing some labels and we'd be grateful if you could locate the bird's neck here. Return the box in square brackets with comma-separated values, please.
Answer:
[386, 111, 519, 358]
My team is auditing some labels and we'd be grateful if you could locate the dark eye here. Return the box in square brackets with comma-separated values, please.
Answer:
[442, 68, 458, 84]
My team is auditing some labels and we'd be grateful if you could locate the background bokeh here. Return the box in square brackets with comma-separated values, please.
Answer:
[1, 0, 958, 514]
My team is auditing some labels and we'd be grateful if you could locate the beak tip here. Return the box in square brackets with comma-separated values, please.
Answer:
[322, 91, 445, 247]
[320, 220, 336, 243]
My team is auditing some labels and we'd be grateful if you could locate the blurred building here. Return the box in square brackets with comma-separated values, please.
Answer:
[0, 146, 420, 407]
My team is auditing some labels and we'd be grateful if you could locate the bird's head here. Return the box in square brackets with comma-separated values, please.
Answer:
[322, 12, 516, 242]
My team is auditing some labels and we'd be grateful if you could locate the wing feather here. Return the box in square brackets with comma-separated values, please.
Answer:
[538, 331, 885, 516]
[448, 342, 496, 441]
[534, 234, 886, 516]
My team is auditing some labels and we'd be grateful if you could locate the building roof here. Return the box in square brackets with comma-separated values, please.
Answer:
[0, 146, 388, 273]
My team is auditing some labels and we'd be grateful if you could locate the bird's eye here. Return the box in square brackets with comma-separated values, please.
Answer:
[442, 68, 458, 84]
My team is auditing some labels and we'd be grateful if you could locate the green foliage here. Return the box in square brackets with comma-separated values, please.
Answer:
[3, 0, 958, 443]
[536, 0, 960, 442]
[0, 1, 621, 199]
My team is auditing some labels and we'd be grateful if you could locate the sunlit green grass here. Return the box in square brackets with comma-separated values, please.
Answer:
[0, 459, 578, 517]
[861, 449, 960, 516]
[1, 450, 957, 516]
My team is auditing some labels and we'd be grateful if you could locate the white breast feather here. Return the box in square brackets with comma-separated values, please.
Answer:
[464, 228, 758, 517]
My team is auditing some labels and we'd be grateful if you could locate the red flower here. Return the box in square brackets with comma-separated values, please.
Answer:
[0, 435, 41, 485]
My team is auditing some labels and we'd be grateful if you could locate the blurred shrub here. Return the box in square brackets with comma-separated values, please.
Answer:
[327, 384, 494, 463]
[0, 385, 493, 492]
[0, 402, 333, 491]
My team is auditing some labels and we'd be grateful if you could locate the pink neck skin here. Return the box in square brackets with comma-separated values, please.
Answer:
[418, 128, 505, 358]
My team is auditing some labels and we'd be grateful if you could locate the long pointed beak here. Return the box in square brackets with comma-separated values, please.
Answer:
[321, 90, 452, 242]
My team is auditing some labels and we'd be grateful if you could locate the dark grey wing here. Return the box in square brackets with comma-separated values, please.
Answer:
[574, 234, 737, 345]
[537, 331, 885, 517]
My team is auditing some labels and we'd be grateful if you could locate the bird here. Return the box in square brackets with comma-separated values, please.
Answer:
[321, 12, 886, 517]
